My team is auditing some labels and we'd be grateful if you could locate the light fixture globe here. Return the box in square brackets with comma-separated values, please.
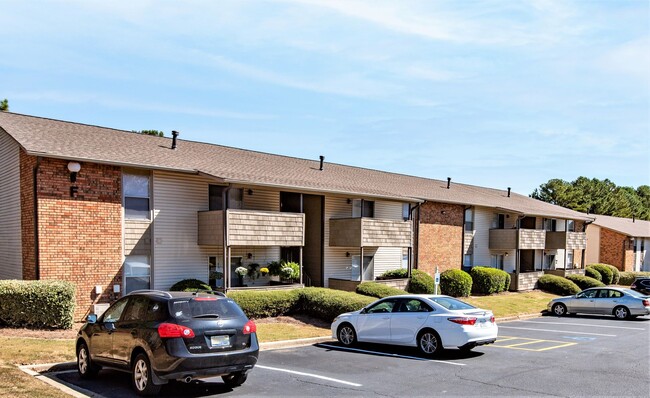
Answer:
[67, 162, 81, 173]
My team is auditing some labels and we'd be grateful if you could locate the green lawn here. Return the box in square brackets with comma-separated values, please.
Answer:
[465, 290, 558, 318]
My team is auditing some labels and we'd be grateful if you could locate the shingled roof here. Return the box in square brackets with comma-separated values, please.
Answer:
[591, 215, 650, 238]
[0, 111, 592, 221]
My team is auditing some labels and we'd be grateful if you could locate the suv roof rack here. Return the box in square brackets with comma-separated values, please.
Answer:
[128, 289, 173, 298]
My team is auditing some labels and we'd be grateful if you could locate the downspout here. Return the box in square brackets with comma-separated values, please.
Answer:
[33, 157, 42, 280]
[222, 186, 231, 291]
[581, 220, 593, 268]
[408, 203, 421, 278]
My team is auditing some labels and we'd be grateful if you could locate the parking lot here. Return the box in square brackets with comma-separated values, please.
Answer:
[49, 315, 649, 397]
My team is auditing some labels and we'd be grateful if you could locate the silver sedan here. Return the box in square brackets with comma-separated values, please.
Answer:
[547, 287, 650, 319]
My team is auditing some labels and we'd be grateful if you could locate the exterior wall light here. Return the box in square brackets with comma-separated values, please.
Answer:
[67, 161, 81, 182]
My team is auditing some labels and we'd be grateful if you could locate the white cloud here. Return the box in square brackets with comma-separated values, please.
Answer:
[600, 37, 650, 83]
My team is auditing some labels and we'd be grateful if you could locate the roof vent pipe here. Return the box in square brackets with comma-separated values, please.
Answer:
[507, 187, 511, 197]
[319, 155, 324, 171]
[171, 130, 179, 150]
[447, 177, 451, 189]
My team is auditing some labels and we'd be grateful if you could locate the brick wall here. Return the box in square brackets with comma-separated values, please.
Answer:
[20, 151, 37, 279]
[599, 228, 633, 271]
[417, 202, 464, 275]
[32, 156, 123, 320]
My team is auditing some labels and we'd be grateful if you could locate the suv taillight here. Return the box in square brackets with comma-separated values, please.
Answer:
[643, 299, 649, 307]
[243, 320, 257, 334]
[448, 317, 477, 326]
[158, 323, 195, 338]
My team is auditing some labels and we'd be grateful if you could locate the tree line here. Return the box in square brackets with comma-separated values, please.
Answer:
[531, 177, 650, 221]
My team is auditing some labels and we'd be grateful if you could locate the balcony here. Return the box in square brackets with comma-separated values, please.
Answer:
[329, 218, 412, 248]
[489, 228, 546, 250]
[198, 209, 305, 247]
[545, 231, 587, 250]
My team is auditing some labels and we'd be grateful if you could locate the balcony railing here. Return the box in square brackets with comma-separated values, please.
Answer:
[198, 209, 305, 247]
[489, 228, 546, 250]
[329, 218, 412, 247]
[545, 231, 587, 250]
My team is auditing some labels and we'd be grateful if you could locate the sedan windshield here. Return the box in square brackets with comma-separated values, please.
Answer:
[429, 297, 475, 310]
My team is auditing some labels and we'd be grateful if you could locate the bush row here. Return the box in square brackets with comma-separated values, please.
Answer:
[356, 282, 405, 298]
[565, 274, 605, 290]
[587, 264, 620, 285]
[585, 267, 602, 281]
[470, 267, 511, 295]
[619, 271, 650, 285]
[0, 280, 76, 329]
[537, 274, 581, 296]
[379, 268, 436, 294]
[227, 288, 374, 322]
[440, 269, 472, 297]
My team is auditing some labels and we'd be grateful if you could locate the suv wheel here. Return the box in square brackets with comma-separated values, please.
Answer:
[222, 371, 248, 387]
[132, 353, 161, 396]
[77, 342, 100, 378]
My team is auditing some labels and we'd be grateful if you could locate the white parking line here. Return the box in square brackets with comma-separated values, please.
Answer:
[517, 321, 646, 330]
[499, 326, 616, 337]
[317, 343, 466, 366]
[256, 365, 363, 387]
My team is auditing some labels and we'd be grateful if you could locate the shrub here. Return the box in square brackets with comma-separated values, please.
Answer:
[566, 274, 605, 290]
[378, 268, 435, 294]
[619, 271, 650, 285]
[0, 280, 76, 329]
[587, 264, 614, 285]
[585, 267, 602, 282]
[227, 290, 300, 318]
[356, 282, 405, 298]
[297, 288, 374, 322]
[267, 261, 283, 276]
[440, 269, 472, 297]
[470, 267, 511, 295]
[281, 261, 301, 281]
[537, 275, 581, 296]
[170, 278, 211, 292]
[408, 269, 436, 294]
[604, 264, 620, 285]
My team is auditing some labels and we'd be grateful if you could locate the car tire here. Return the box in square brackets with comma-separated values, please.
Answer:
[77, 342, 100, 379]
[132, 353, 161, 396]
[222, 371, 248, 387]
[337, 323, 357, 347]
[552, 303, 567, 317]
[613, 306, 630, 320]
[417, 329, 442, 357]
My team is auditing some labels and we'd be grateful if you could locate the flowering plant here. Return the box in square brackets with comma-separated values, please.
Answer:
[235, 266, 249, 277]
[260, 267, 269, 276]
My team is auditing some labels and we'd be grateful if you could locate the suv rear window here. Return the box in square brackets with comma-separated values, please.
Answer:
[169, 297, 245, 320]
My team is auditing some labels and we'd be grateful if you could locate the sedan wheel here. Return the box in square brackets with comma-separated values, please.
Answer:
[418, 330, 441, 356]
[132, 353, 161, 396]
[552, 303, 567, 317]
[337, 324, 357, 346]
[614, 306, 630, 320]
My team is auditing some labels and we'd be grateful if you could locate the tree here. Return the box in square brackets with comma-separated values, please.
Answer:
[531, 177, 650, 221]
[0, 99, 8, 111]
[133, 129, 164, 137]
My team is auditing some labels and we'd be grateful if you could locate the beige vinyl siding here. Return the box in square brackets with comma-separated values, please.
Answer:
[239, 187, 280, 211]
[153, 171, 216, 289]
[124, 221, 151, 256]
[472, 207, 493, 266]
[0, 131, 22, 279]
[374, 200, 403, 220]
[370, 199, 406, 277]
[323, 195, 354, 285]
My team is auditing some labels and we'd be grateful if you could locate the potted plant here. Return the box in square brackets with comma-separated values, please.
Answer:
[280, 261, 300, 283]
[247, 263, 261, 281]
[235, 266, 248, 287]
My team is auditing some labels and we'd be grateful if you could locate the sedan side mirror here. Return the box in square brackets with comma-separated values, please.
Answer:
[86, 314, 97, 324]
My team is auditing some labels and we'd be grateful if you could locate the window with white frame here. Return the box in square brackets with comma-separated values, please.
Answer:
[124, 255, 150, 293]
[544, 218, 557, 232]
[209, 186, 243, 210]
[124, 171, 150, 220]
[351, 255, 374, 281]
[566, 220, 575, 232]
[464, 208, 474, 231]
[464, 254, 473, 267]
[566, 252, 574, 269]
[491, 254, 504, 270]
[352, 199, 374, 218]
[402, 203, 410, 221]
[543, 253, 556, 269]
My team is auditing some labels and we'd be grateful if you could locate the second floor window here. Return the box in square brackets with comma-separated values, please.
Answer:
[124, 171, 150, 220]
[544, 218, 557, 231]
[209, 186, 243, 210]
[352, 199, 374, 218]
[566, 220, 575, 232]
[464, 208, 474, 231]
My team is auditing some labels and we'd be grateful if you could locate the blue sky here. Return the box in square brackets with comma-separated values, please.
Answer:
[1, 0, 648, 195]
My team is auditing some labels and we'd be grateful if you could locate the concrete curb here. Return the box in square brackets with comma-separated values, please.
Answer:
[260, 336, 333, 351]
[496, 312, 544, 323]
[18, 363, 97, 398]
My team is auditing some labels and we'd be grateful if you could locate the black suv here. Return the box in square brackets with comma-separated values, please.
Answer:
[76, 290, 258, 395]
[630, 278, 650, 296]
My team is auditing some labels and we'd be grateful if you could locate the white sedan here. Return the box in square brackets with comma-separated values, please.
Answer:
[331, 294, 497, 356]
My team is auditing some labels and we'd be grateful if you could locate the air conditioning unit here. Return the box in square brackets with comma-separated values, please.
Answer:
[92, 303, 110, 316]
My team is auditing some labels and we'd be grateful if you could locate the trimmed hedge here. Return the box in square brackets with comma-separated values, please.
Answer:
[440, 269, 472, 297]
[587, 264, 614, 285]
[356, 282, 405, 299]
[378, 268, 436, 294]
[470, 266, 511, 295]
[585, 267, 602, 282]
[566, 274, 605, 290]
[604, 264, 620, 285]
[227, 290, 300, 318]
[619, 271, 650, 285]
[170, 279, 211, 292]
[537, 275, 581, 296]
[298, 288, 375, 322]
[0, 280, 76, 329]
